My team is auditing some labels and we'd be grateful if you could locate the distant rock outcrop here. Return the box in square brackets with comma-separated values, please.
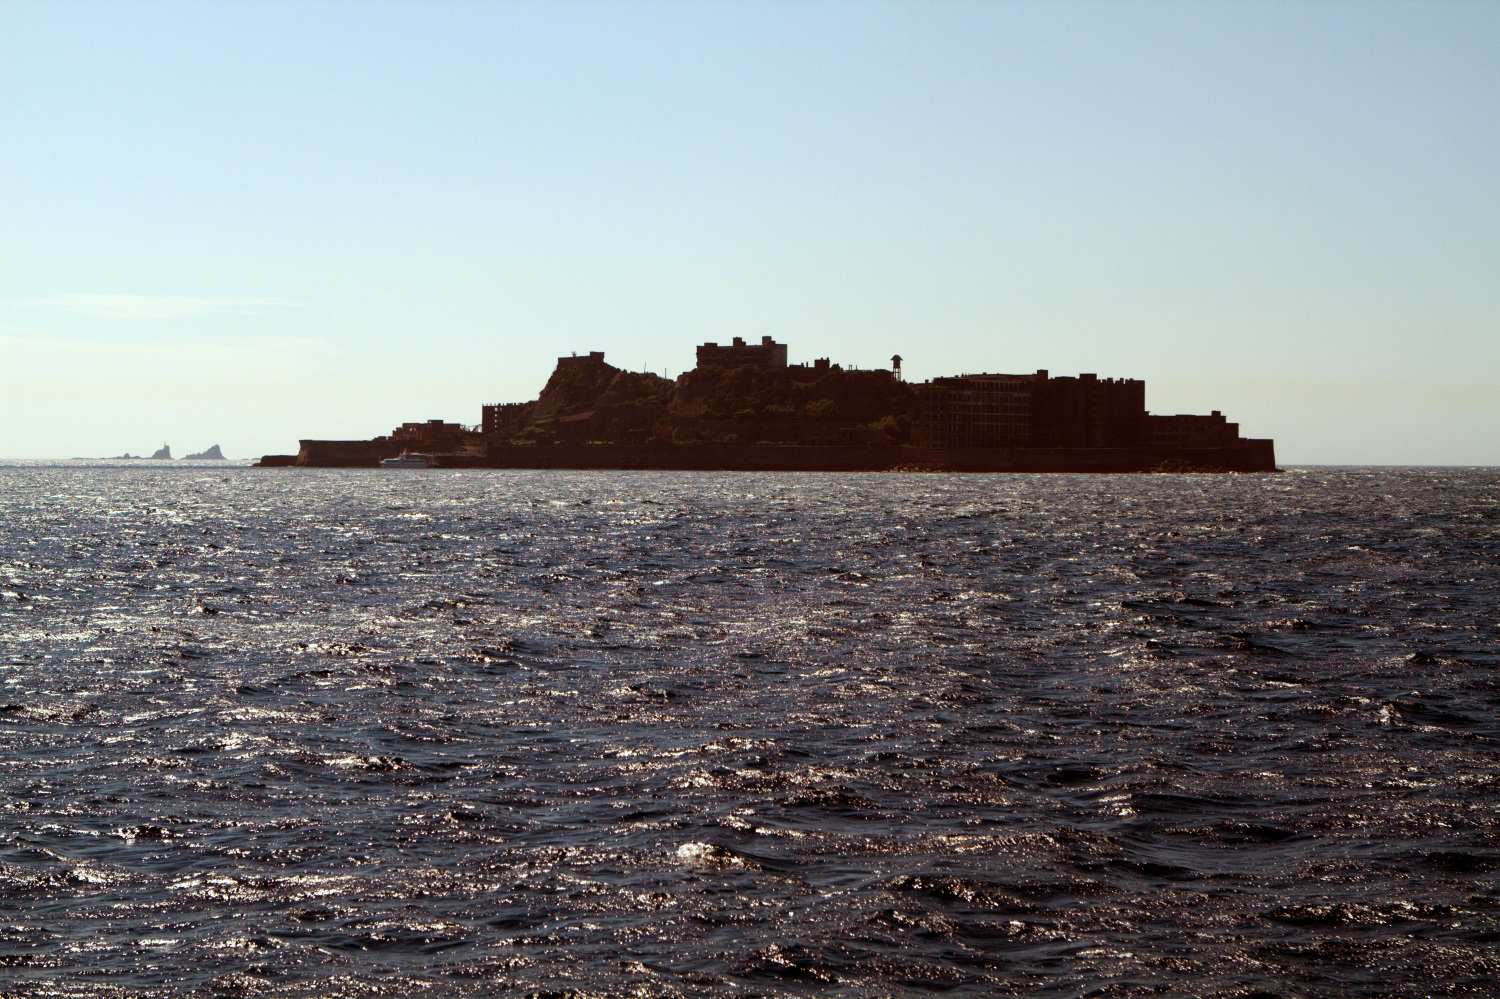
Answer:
[149, 444, 172, 460]
[185, 445, 226, 460]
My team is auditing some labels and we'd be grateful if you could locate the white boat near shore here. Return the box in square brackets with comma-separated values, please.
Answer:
[380, 453, 434, 468]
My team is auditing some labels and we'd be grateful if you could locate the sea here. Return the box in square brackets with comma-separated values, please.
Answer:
[0, 462, 1496, 997]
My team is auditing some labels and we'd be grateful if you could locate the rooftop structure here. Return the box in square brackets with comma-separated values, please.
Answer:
[556, 350, 606, 368]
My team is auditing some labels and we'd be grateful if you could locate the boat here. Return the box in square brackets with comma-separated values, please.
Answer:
[380, 453, 434, 468]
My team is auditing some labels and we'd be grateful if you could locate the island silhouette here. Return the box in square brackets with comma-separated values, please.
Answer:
[102, 444, 228, 461]
[259, 339, 1276, 472]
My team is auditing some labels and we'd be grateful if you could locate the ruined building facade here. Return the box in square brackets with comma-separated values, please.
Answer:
[917, 371, 1238, 450]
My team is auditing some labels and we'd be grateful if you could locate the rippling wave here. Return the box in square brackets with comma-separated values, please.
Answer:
[1, 465, 1496, 996]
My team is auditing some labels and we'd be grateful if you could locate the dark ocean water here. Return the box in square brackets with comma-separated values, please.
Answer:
[0, 464, 1497, 998]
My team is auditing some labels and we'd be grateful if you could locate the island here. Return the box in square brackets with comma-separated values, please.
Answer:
[184, 445, 227, 460]
[257, 338, 1276, 472]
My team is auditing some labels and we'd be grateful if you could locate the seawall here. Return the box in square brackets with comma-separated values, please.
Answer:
[280, 439, 1275, 472]
[478, 442, 1277, 472]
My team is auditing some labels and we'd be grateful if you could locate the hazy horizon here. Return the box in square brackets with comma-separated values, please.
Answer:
[3, 0, 1496, 464]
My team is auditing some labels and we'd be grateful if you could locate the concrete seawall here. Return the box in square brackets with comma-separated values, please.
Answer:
[480, 442, 1277, 472]
[282, 439, 1276, 472]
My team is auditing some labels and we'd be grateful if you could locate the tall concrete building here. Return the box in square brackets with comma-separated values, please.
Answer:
[917, 370, 1236, 450]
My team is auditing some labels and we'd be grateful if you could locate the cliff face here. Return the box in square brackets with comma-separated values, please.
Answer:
[522, 355, 675, 444]
[532, 354, 619, 419]
[666, 364, 917, 444]
[596, 369, 675, 409]
[509, 355, 917, 446]
[673, 364, 915, 423]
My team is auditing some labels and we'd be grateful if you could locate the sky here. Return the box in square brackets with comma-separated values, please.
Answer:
[1, 0, 1496, 464]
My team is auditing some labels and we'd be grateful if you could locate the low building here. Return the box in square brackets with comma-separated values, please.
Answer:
[1145, 412, 1240, 447]
[392, 419, 470, 452]
[695, 336, 788, 369]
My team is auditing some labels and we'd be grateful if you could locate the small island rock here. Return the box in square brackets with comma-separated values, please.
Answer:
[185, 445, 226, 460]
[149, 444, 172, 460]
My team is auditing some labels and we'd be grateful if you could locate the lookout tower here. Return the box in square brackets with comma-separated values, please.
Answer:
[891, 354, 903, 380]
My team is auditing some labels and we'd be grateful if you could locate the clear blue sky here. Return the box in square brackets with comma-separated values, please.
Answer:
[2, 0, 1495, 463]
